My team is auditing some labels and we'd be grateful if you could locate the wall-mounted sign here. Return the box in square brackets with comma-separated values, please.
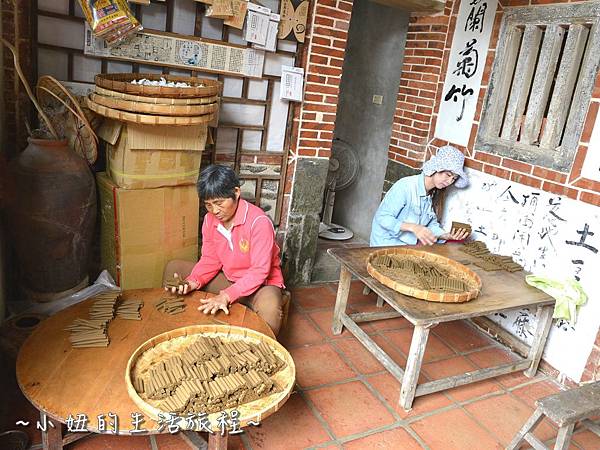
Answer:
[435, 0, 498, 146]
[278, 0, 308, 43]
[84, 26, 265, 78]
[280, 65, 304, 102]
[245, 3, 271, 46]
[253, 13, 280, 52]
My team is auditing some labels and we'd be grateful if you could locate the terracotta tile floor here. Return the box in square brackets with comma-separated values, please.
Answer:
[4, 281, 600, 449]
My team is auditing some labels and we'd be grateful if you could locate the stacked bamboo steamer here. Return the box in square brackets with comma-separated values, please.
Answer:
[85, 73, 222, 125]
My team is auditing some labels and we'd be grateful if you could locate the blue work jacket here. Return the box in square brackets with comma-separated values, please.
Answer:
[370, 173, 446, 246]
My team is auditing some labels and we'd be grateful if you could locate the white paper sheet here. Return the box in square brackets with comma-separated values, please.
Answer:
[280, 65, 304, 102]
[245, 3, 271, 46]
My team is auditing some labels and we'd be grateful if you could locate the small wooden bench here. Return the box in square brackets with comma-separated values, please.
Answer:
[507, 381, 600, 450]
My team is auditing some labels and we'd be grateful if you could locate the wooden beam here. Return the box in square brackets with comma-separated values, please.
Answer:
[501, 24, 542, 142]
[416, 360, 530, 397]
[370, 0, 445, 13]
[540, 24, 589, 149]
[521, 25, 565, 145]
[470, 316, 529, 358]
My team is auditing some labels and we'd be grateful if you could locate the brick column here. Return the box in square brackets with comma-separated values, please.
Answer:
[282, 0, 353, 285]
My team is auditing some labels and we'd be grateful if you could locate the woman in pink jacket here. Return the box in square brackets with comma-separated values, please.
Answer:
[164, 165, 286, 335]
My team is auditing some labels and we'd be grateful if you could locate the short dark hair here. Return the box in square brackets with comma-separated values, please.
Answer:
[198, 164, 240, 200]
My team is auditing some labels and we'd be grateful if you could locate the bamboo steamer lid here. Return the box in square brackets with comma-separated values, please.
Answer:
[85, 96, 215, 126]
[89, 93, 218, 117]
[95, 73, 222, 98]
[94, 86, 218, 105]
[126, 324, 295, 432]
[366, 247, 482, 303]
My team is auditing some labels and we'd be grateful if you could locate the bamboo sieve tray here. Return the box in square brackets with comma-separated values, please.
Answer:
[366, 247, 482, 303]
[95, 73, 222, 98]
[125, 324, 295, 432]
[89, 93, 218, 117]
[86, 97, 215, 125]
[94, 86, 218, 105]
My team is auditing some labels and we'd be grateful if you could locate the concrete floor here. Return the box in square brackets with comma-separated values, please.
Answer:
[3, 281, 600, 449]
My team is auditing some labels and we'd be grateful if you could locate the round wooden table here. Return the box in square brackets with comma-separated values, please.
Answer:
[16, 288, 275, 450]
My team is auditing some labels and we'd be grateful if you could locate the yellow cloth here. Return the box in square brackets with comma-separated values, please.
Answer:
[525, 275, 587, 324]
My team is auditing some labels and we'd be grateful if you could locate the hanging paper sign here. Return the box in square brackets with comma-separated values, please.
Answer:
[224, 0, 248, 30]
[206, 0, 234, 19]
[435, 0, 498, 146]
[253, 13, 280, 52]
[84, 25, 265, 78]
[245, 3, 271, 46]
[280, 66, 304, 102]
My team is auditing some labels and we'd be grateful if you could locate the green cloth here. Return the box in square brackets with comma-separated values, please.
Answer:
[525, 275, 587, 324]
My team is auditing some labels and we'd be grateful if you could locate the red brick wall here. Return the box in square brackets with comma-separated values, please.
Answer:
[390, 0, 600, 203]
[390, 0, 600, 383]
[279, 0, 352, 234]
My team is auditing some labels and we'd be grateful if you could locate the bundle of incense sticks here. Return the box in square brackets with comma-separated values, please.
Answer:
[64, 318, 109, 348]
[164, 274, 188, 291]
[116, 298, 144, 320]
[89, 290, 121, 321]
[156, 296, 186, 315]
[133, 335, 286, 414]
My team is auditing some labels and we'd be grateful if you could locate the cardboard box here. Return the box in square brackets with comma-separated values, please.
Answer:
[97, 173, 199, 290]
[99, 120, 207, 189]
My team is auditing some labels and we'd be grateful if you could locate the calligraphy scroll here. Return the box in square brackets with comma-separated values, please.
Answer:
[444, 168, 600, 382]
[435, 0, 498, 146]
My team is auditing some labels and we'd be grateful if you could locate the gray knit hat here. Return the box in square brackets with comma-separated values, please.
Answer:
[422, 145, 468, 188]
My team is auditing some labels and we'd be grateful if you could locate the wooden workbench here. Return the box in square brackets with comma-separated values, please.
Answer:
[16, 288, 275, 450]
[329, 244, 555, 411]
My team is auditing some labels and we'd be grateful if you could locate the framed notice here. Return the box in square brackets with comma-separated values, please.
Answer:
[84, 25, 265, 78]
[245, 3, 271, 46]
[253, 13, 280, 52]
[280, 66, 304, 102]
[435, 0, 498, 146]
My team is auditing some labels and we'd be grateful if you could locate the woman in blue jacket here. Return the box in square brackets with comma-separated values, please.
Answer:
[370, 145, 470, 246]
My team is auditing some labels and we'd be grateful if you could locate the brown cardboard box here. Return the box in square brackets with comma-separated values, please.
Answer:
[99, 120, 207, 190]
[97, 173, 199, 290]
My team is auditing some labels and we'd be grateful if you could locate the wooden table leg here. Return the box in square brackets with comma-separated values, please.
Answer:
[399, 324, 432, 410]
[332, 266, 352, 335]
[554, 423, 575, 450]
[40, 413, 63, 450]
[524, 304, 553, 377]
[208, 432, 228, 450]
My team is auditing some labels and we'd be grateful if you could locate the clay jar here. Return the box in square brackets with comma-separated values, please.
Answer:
[5, 138, 96, 300]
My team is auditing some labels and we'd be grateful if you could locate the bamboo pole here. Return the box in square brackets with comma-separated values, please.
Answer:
[0, 37, 59, 139]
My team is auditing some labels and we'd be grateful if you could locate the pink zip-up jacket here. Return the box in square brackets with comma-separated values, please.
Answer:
[186, 199, 285, 303]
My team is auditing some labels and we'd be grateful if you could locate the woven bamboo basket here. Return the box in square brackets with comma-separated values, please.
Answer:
[95, 86, 219, 105]
[36, 75, 99, 164]
[95, 73, 222, 98]
[89, 93, 218, 116]
[125, 324, 295, 432]
[85, 97, 215, 125]
[366, 248, 482, 303]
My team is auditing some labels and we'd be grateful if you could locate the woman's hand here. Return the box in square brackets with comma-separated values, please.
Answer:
[440, 227, 470, 241]
[198, 292, 230, 315]
[164, 272, 199, 295]
[408, 224, 437, 245]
